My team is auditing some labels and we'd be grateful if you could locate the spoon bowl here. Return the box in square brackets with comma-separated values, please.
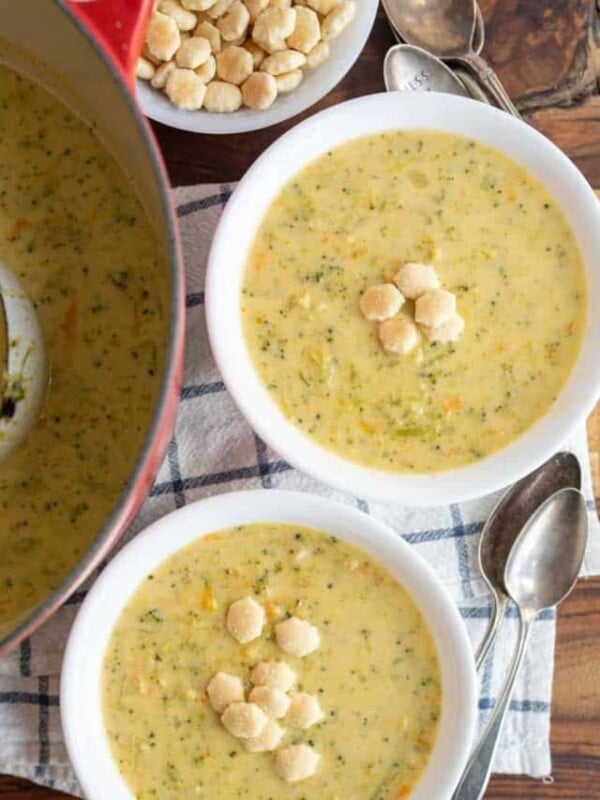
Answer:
[382, 0, 476, 57]
[506, 487, 588, 612]
[383, 44, 469, 96]
[385, 0, 484, 54]
[480, 452, 582, 595]
[475, 451, 581, 668]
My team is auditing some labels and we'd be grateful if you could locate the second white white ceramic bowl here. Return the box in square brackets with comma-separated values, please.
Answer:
[61, 490, 477, 800]
[206, 92, 600, 505]
[137, 0, 378, 134]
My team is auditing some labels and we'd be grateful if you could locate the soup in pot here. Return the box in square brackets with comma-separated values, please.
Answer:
[0, 64, 169, 637]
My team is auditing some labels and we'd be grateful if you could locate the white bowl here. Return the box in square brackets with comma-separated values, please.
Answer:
[137, 2, 378, 134]
[206, 92, 600, 505]
[61, 490, 477, 800]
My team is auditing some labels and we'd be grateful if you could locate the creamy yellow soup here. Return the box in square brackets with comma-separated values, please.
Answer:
[0, 65, 168, 636]
[241, 132, 586, 472]
[103, 524, 441, 799]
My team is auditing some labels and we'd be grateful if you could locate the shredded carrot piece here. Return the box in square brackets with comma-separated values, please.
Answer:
[201, 585, 217, 611]
[264, 600, 281, 622]
[441, 395, 464, 413]
[6, 216, 28, 241]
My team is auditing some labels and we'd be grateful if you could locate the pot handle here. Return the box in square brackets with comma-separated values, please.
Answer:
[64, 0, 154, 87]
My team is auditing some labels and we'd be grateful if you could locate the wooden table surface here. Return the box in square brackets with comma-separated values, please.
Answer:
[3, 0, 600, 797]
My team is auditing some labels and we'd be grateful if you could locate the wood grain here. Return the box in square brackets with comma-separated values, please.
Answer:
[2, 1, 600, 798]
[479, 0, 599, 111]
[530, 96, 600, 188]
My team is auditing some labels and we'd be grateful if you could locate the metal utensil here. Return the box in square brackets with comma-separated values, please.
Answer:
[383, 43, 469, 96]
[382, 0, 521, 118]
[471, 1, 485, 54]
[0, 261, 46, 463]
[453, 487, 588, 800]
[383, 3, 490, 103]
[386, 0, 485, 55]
[452, 66, 493, 105]
[475, 451, 581, 670]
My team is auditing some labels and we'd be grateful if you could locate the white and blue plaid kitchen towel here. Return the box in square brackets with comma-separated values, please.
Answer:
[1, 183, 599, 796]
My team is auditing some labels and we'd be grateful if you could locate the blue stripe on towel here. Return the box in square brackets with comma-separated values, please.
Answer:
[150, 460, 292, 496]
[176, 189, 231, 218]
[181, 381, 225, 401]
[451, 503, 474, 598]
[166, 438, 186, 509]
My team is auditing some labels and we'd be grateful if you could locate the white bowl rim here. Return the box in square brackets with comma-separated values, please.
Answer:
[60, 488, 477, 800]
[136, 0, 378, 135]
[205, 91, 600, 505]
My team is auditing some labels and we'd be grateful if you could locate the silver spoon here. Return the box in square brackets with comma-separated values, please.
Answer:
[383, 44, 470, 96]
[383, 4, 492, 103]
[476, 451, 581, 670]
[388, 0, 485, 56]
[446, 2, 492, 104]
[453, 487, 588, 800]
[382, 0, 522, 118]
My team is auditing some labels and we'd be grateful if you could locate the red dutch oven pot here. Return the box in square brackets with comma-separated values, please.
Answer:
[0, 0, 185, 655]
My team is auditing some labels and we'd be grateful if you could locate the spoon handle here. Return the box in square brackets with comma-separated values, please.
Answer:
[453, 67, 493, 106]
[452, 612, 534, 800]
[475, 592, 507, 671]
[457, 53, 523, 119]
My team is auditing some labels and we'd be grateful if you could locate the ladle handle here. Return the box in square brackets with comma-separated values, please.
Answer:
[452, 612, 534, 800]
[458, 53, 523, 119]
[475, 592, 507, 671]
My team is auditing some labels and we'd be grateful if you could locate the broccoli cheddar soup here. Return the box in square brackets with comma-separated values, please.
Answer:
[241, 131, 586, 472]
[103, 524, 442, 799]
[0, 64, 168, 636]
